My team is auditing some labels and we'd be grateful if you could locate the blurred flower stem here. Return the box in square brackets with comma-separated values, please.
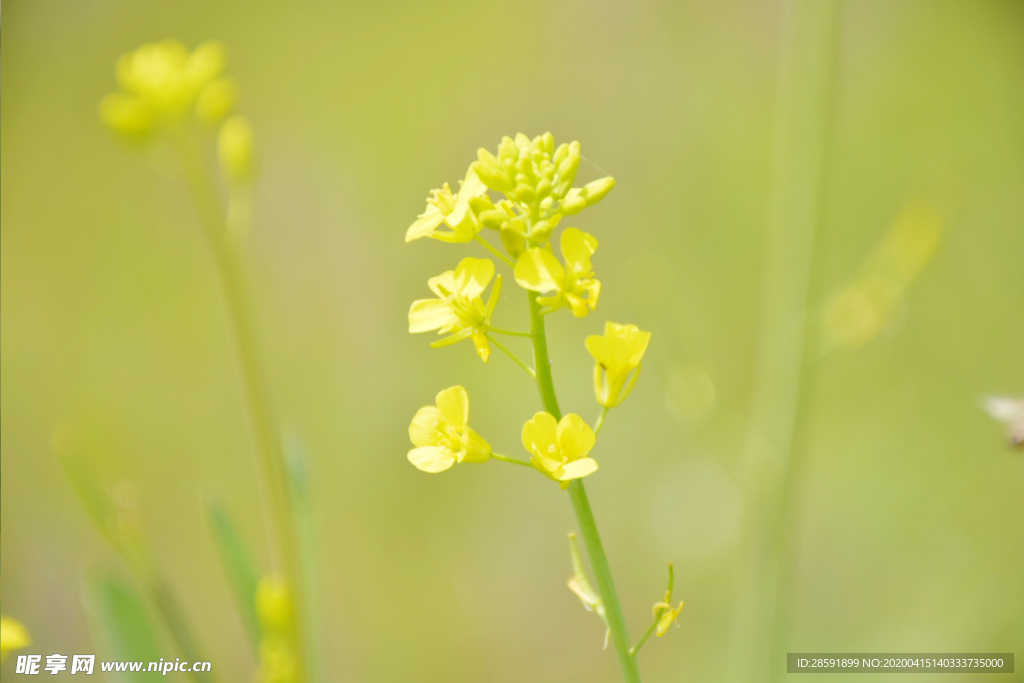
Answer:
[527, 293, 642, 683]
[731, 1, 841, 681]
[175, 133, 309, 679]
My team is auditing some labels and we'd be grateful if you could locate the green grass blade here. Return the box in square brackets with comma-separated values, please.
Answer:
[203, 497, 262, 653]
[81, 572, 163, 681]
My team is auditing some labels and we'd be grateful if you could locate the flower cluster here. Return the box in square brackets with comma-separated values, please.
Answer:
[404, 133, 651, 486]
[100, 40, 254, 186]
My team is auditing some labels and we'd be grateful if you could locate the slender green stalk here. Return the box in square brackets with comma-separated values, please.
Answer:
[175, 134, 308, 677]
[487, 334, 536, 377]
[492, 452, 534, 468]
[527, 292, 642, 683]
[489, 327, 533, 338]
[475, 234, 515, 266]
[730, 2, 840, 682]
[593, 406, 610, 437]
[630, 621, 658, 658]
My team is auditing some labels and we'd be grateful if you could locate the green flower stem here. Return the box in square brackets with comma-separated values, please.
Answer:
[630, 620, 659, 659]
[492, 452, 534, 468]
[489, 327, 533, 338]
[487, 334, 536, 377]
[474, 234, 516, 267]
[593, 406, 610, 437]
[527, 292, 642, 683]
[176, 134, 308, 678]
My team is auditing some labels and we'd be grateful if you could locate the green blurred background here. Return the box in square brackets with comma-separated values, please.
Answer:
[2, 0, 1022, 681]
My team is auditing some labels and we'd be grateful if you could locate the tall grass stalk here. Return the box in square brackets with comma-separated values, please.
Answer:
[731, 1, 841, 681]
[176, 134, 311, 679]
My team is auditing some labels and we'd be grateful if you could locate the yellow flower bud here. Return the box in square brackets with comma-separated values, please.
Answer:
[218, 115, 254, 184]
[256, 576, 294, 633]
[560, 192, 587, 216]
[581, 176, 616, 206]
[500, 225, 527, 257]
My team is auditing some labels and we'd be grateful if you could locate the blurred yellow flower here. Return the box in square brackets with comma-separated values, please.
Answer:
[522, 412, 598, 486]
[256, 577, 297, 683]
[408, 257, 502, 361]
[0, 616, 31, 662]
[405, 167, 488, 243]
[514, 228, 601, 317]
[99, 40, 234, 137]
[822, 200, 942, 351]
[408, 386, 491, 473]
[586, 322, 652, 408]
[256, 576, 294, 632]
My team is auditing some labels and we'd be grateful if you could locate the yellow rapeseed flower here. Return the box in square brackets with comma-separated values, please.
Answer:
[522, 412, 598, 486]
[256, 577, 297, 683]
[408, 257, 502, 361]
[585, 322, 652, 408]
[514, 228, 601, 317]
[408, 386, 491, 473]
[99, 40, 234, 137]
[405, 167, 488, 243]
[0, 616, 31, 662]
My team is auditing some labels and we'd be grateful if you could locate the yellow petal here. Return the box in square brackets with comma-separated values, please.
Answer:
[458, 166, 487, 199]
[514, 248, 565, 292]
[408, 299, 454, 333]
[453, 257, 495, 299]
[557, 414, 596, 460]
[427, 270, 458, 298]
[561, 228, 598, 274]
[408, 406, 442, 447]
[406, 205, 445, 242]
[407, 446, 456, 473]
[522, 412, 559, 458]
[436, 386, 469, 427]
[558, 458, 599, 481]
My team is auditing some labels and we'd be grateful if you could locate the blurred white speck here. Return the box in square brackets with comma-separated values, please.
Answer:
[650, 457, 741, 561]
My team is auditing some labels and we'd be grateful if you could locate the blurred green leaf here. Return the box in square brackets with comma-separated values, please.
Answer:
[82, 572, 163, 681]
[204, 497, 261, 653]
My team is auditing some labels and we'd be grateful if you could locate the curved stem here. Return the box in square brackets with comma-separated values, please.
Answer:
[526, 292, 642, 683]
[492, 452, 533, 468]
[474, 234, 515, 267]
[487, 334, 536, 378]
[489, 327, 533, 338]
